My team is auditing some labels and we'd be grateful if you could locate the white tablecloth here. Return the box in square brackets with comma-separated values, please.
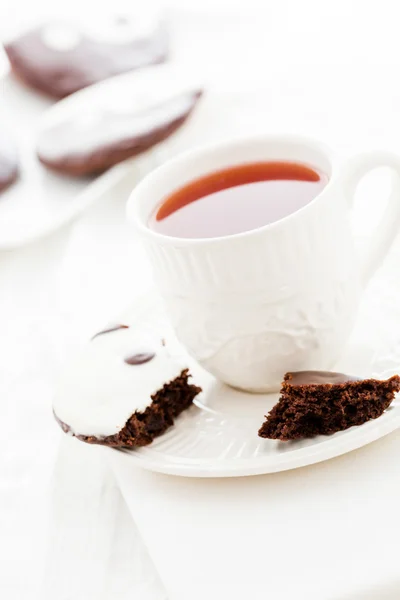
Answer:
[38, 149, 400, 600]
[111, 432, 400, 600]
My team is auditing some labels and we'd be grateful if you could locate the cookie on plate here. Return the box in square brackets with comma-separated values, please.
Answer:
[258, 371, 400, 441]
[53, 324, 202, 448]
[0, 131, 18, 192]
[4, 12, 168, 98]
[36, 68, 203, 176]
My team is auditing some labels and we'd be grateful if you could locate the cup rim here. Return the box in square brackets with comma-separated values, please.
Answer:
[126, 133, 335, 246]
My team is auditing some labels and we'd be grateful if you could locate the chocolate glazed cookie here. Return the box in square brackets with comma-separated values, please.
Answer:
[36, 88, 203, 176]
[52, 324, 202, 448]
[54, 369, 201, 448]
[259, 371, 400, 441]
[4, 14, 169, 98]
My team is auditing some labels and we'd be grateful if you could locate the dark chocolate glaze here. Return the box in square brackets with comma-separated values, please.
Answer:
[92, 324, 129, 340]
[124, 352, 155, 365]
[285, 371, 362, 386]
[5, 18, 169, 98]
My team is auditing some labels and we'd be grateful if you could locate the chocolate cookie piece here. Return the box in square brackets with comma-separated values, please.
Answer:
[4, 14, 168, 98]
[0, 131, 18, 192]
[36, 81, 202, 176]
[53, 324, 202, 448]
[258, 371, 400, 441]
[55, 369, 201, 448]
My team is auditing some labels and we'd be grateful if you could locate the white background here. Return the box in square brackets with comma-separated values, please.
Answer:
[2, 1, 400, 599]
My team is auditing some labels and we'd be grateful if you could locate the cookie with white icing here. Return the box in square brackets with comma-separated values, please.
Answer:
[53, 324, 201, 447]
[0, 130, 18, 192]
[35, 70, 203, 176]
[4, 13, 168, 98]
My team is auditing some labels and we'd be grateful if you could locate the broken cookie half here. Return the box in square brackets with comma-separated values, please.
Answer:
[259, 371, 400, 441]
[53, 324, 201, 448]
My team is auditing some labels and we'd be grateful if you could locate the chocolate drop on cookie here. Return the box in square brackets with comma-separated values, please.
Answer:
[124, 352, 155, 365]
[92, 324, 129, 340]
[285, 371, 362, 385]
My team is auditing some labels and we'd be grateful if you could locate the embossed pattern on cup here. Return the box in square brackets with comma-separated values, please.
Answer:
[127, 136, 400, 391]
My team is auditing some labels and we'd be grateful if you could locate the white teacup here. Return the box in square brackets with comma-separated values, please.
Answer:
[127, 135, 400, 392]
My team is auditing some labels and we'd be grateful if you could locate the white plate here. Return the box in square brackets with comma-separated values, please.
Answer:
[0, 73, 95, 250]
[0, 64, 205, 250]
[106, 291, 400, 478]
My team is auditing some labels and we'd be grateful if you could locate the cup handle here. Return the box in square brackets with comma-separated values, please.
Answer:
[343, 151, 400, 287]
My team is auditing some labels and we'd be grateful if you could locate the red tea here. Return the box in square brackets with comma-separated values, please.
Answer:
[149, 161, 328, 238]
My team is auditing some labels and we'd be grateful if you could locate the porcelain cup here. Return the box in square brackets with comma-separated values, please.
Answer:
[127, 135, 400, 392]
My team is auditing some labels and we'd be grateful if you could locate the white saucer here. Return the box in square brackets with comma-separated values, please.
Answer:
[108, 293, 400, 478]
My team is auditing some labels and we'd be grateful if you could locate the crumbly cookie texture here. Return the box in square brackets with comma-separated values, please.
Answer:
[259, 371, 400, 441]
